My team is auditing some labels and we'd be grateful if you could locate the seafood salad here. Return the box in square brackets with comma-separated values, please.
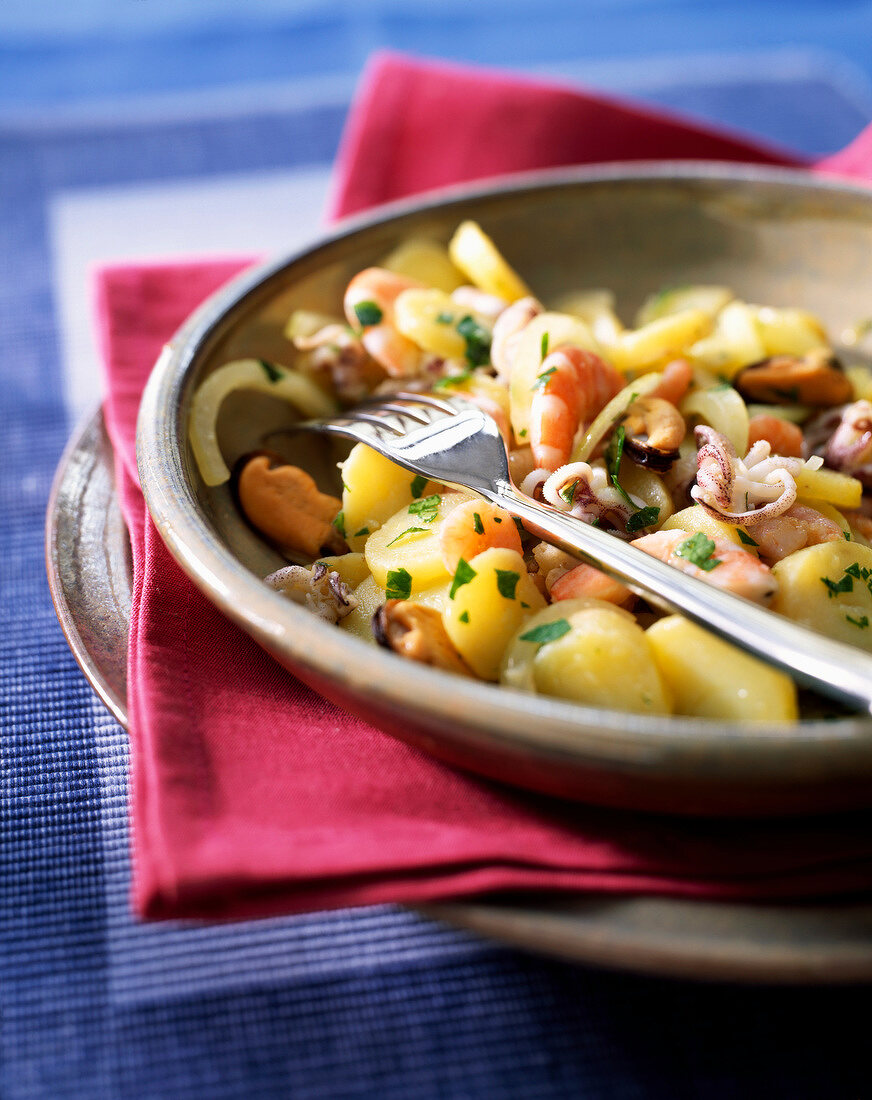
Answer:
[189, 221, 872, 722]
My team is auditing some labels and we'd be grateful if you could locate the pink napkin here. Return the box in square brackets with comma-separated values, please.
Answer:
[97, 53, 872, 920]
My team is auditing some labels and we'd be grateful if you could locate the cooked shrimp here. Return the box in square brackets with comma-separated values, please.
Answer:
[530, 346, 623, 471]
[631, 528, 778, 605]
[344, 267, 425, 377]
[750, 504, 844, 563]
[438, 499, 522, 572]
[650, 357, 693, 406]
[549, 563, 633, 606]
[490, 296, 543, 380]
[747, 414, 804, 458]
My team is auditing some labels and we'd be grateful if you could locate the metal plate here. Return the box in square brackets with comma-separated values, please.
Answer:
[46, 405, 872, 984]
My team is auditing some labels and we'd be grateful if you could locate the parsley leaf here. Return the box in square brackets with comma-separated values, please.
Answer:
[353, 300, 383, 327]
[354, 526, 370, 537]
[332, 510, 346, 539]
[386, 526, 428, 547]
[846, 613, 869, 629]
[531, 365, 557, 391]
[495, 569, 520, 599]
[259, 358, 283, 383]
[821, 572, 854, 598]
[456, 314, 491, 367]
[675, 532, 722, 571]
[519, 619, 571, 645]
[433, 369, 472, 391]
[472, 512, 485, 535]
[410, 474, 428, 499]
[736, 528, 759, 547]
[459, 610, 470, 624]
[450, 558, 477, 599]
[408, 494, 441, 523]
[626, 506, 660, 533]
[435, 310, 454, 324]
[540, 331, 550, 361]
[386, 567, 413, 600]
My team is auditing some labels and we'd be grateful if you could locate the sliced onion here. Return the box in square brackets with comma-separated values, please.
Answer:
[188, 358, 338, 486]
[571, 372, 661, 463]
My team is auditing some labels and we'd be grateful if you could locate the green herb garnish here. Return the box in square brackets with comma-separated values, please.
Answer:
[435, 310, 454, 324]
[472, 512, 485, 535]
[495, 569, 520, 599]
[386, 526, 428, 547]
[353, 300, 383, 327]
[846, 614, 869, 629]
[456, 314, 491, 367]
[459, 610, 470, 623]
[450, 558, 477, 599]
[259, 358, 283, 383]
[519, 619, 571, 646]
[433, 369, 473, 391]
[821, 572, 854, 598]
[532, 365, 558, 391]
[410, 474, 428, 499]
[408, 494, 441, 523]
[675, 532, 722, 571]
[540, 331, 550, 361]
[332, 510, 346, 539]
[354, 526, 370, 537]
[626, 506, 660, 533]
[386, 567, 413, 600]
[736, 528, 759, 547]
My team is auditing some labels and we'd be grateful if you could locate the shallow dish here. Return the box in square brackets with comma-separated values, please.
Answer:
[138, 163, 872, 815]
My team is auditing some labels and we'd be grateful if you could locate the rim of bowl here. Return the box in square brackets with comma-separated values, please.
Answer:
[136, 161, 872, 777]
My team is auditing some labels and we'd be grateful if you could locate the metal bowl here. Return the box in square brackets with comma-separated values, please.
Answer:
[137, 162, 872, 816]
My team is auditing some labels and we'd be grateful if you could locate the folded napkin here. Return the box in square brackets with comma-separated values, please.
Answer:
[98, 52, 872, 920]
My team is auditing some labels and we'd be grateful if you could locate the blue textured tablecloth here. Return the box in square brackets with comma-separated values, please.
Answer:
[3, 5, 872, 1097]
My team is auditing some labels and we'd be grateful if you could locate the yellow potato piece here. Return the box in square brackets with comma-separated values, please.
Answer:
[619, 463, 674, 526]
[661, 504, 750, 550]
[771, 541, 872, 651]
[394, 287, 477, 360]
[340, 443, 436, 552]
[340, 576, 451, 643]
[688, 301, 767, 378]
[680, 383, 750, 456]
[364, 490, 476, 593]
[793, 465, 862, 511]
[646, 615, 797, 722]
[635, 285, 733, 327]
[314, 552, 371, 588]
[443, 547, 545, 680]
[500, 598, 671, 715]
[754, 306, 828, 356]
[448, 221, 530, 302]
[610, 308, 712, 373]
[380, 236, 465, 292]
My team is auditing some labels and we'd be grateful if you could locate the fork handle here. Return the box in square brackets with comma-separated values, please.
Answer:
[486, 481, 872, 715]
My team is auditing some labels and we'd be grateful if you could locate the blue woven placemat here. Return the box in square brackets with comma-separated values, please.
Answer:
[3, 20, 872, 1096]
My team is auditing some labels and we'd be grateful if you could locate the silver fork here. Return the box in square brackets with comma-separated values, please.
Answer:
[295, 391, 872, 715]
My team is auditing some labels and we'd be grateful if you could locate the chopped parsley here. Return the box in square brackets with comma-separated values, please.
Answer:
[626, 506, 660, 533]
[559, 481, 576, 506]
[456, 314, 491, 367]
[531, 365, 558, 391]
[495, 569, 520, 599]
[353, 300, 383, 327]
[519, 619, 571, 645]
[459, 610, 470, 624]
[675, 532, 722, 571]
[821, 572, 854, 598]
[472, 512, 485, 535]
[386, 526, 428, 547]
[386, 567, 413, 600]
[408, 494, 441, 523]
[435, 310, 454, 324]
[845, 562, 871, 583]
[540, 331, 550, 361]
[433, 369, 473, 391]
[259, 358, 283, 383]
[354, 526, 370, 537]
[410, 474, 428, 499]
[846, 614, 869, 629]
[449, 558, 477, 599]
[736, 528, 759, 547]
[332, 510, 346, 539]
[493, 516, 503, 524]
[518, 428, 528, 439]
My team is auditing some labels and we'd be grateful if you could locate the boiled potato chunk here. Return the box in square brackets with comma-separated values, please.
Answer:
[314, 551, 370, 587]
[448, 220, 530, 302]
[380, 236, 465, 293]
[340, 576, 451, 643]
[500, 598, 671, 715]
[792, 465, 862, 511]
[340, 443, 437, 552]
[444, 547, 545, 680]
[364, 490, 476, 592]
[771, 542, 872, 651]
[646, 615, 797, 721]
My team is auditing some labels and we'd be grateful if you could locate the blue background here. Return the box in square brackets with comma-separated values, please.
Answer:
[3, 3, 872, 1097]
